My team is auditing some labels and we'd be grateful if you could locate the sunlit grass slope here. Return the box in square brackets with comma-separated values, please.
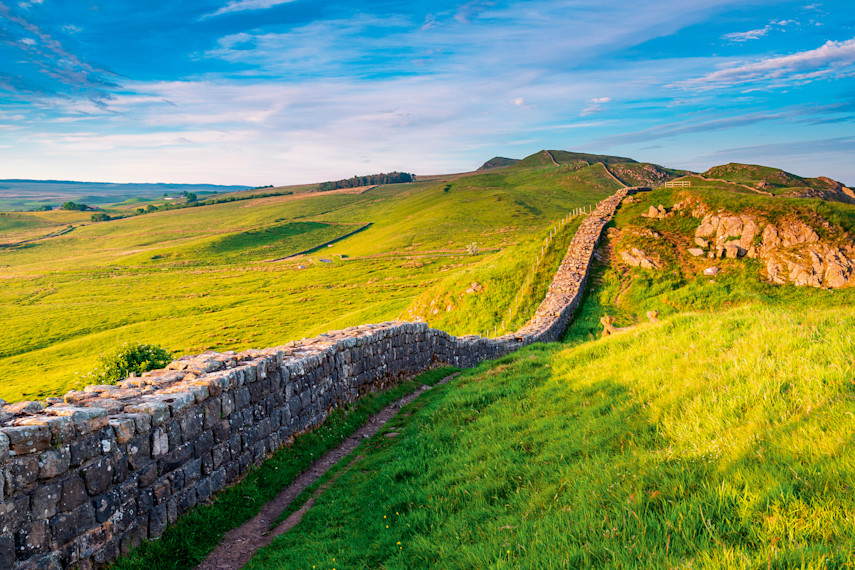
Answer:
[0, 153, 624, 401]
[564, 183, 855, 342]
[248, 304, 855, 569]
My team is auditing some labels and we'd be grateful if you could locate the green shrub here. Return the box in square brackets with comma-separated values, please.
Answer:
[90, 212, 111, 222]
[80, 342, 172, 386]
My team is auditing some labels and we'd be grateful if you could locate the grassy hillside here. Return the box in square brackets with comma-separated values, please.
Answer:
[247, 303, 855, 568]
[0, 152, 624, 401]
[563, 183, 855, 342]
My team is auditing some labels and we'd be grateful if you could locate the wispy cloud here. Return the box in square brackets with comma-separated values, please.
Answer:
[581, 96, 612, 115]
[722, 19, 796, 42]
[203, 0, 297, 19]
[723, 27, 770, 42]
[680, 37, 855, 90]
[0, 1, 118, 103]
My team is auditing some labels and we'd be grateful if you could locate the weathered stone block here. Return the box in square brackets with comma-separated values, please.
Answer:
[45, 406, 108, 436]
[126, 434, 151, 471]
[93, 489, 120, 523]
[148, 504, 167, 539]
[151, 427, 169, 457]
[14, 520, 50, 560]
[59, 475, 88, 513]
[5, 455, 39, 494]
[180, 409, 203, 442]
[1, 425, 51, 455]
[69, 431, 103, 467]
[108, 416, 136, 444]
[158, 443, 192, 475]
[201, 398, 221, 430]
[0, 494, 29, 535]
[123, 401, 170, 427]
[37, 446, 71, 479]
[32, 481, 62, 519]
[49, 512, 78, 546]
[81, 456, 113, 496]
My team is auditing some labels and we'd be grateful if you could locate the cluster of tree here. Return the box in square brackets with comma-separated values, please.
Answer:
[318, 172, 414, 192]
[133, 189, 293, 215]
[90, 212, 112, 222]
[61, 201, 93, 211]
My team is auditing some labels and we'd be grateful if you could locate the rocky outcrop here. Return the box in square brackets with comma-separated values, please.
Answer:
[675, 199, 855, 289]
[693, 212, 759, 259]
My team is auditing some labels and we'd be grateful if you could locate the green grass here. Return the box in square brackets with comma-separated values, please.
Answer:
[562, 185, 855, 343]
[114, 366, 459, 570]
[0, 155, 625, 401]
[246, 304, 855, 569]
[403, 214, 585, 336]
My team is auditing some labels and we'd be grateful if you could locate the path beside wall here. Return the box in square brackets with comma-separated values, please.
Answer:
[0, 186, 646, 569]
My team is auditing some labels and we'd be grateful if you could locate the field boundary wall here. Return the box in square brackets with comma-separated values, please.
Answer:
[0, 186, 646, 568]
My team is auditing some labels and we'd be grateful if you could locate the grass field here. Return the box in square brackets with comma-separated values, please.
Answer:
[0, 153, 622, 401]
[246, 303, 855, 569]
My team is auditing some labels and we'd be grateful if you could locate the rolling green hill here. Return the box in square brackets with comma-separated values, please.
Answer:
[238, 176, 855, 570]
[0, 151, 627, 401]
[72, 151, 855, 570]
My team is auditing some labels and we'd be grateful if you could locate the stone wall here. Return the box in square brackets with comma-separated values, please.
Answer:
[0, 186, 644, 569]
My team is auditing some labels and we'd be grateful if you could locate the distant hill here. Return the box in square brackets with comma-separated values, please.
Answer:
[478, 157, 520, 170]
[0, 179, 252, 211]
[699, 162, 855, 204]
[509, 150, 689, 187]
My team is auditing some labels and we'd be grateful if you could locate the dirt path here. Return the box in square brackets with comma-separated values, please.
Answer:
[695, 176, 774, 197]
[544, 150, 560, 166]
[598, 162, 627, 188]
[196, 373, 459, 570]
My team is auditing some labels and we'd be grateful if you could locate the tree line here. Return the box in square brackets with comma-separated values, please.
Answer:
[318, 172, 414, 192]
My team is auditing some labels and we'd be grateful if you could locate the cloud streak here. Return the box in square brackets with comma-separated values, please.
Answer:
[203, 0, 297, 19]
[681, 37, 855, 89]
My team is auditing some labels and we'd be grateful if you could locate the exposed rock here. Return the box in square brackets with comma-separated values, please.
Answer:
[724, 243, 745, 259]
[464, 282, 483, 294]
[692, 206, 855, 289]
[703, 266, 720, 276]
[620, 247, 660, 269]
[642, 205, 659, 218]
[688, 248, 705, 257]
[694, 237, 709, 248]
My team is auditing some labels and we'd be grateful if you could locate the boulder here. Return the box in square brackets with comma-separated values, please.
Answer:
[724, 243, 745, 259]
[642, 206, 659, 218]
[694, 237, 709, 248]
[688, 248, 705, 257]
[621, 247, 659, 269]
[703, 266, 720, 276]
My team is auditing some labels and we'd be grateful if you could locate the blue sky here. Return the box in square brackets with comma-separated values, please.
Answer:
[0, 0, 853, 185]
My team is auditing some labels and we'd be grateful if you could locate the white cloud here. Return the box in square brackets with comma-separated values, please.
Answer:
[581, 96, 612, 115]
[723, 27, 770, 42]
[511, 97, 525, 106]
[680, 38, 855, 90]
[203, 0, 297, 19]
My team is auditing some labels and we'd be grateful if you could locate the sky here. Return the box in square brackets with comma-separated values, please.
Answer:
[0, 0, 853, 185]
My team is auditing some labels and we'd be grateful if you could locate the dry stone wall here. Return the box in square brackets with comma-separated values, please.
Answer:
[0, 186, 644, 569]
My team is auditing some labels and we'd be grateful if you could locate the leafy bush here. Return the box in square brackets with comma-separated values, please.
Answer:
[80, 342, 172, 386]
[90, 212, 111, 222]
